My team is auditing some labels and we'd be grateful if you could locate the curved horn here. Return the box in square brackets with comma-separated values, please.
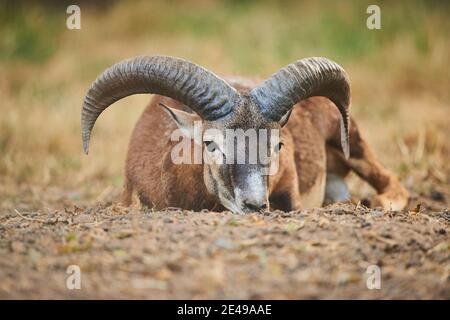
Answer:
[251, 57, 351, 158]
[82, 55, 239, 154]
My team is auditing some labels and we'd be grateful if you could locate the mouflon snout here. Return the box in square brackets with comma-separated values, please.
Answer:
[232, 165, 269, 213]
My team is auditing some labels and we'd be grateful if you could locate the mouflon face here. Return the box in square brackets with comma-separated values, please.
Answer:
[163, 94, 284, 213]
[199, 95, 284, 213]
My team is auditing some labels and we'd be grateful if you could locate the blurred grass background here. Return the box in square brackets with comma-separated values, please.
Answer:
[0, 0, 449, 206]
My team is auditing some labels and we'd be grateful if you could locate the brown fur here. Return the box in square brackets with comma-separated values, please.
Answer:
[122, 78, 409, 211]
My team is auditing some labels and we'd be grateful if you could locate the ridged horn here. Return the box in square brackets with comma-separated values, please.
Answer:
[81, 55, 239, 154]
[251, 57, 351, 158]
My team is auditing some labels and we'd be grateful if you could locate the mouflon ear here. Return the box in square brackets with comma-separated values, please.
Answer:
[159, 103, 202, 145]
[278, 109, 292, 127]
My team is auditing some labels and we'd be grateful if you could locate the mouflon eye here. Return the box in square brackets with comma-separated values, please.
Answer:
[274, 142, 284, 153]
[204, 140, 219, 153]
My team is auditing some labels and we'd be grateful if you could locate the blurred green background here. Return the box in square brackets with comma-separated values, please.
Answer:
[0, 0, 449, 206]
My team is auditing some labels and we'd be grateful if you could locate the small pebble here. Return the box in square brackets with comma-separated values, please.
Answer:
[73, 214, 95, 224]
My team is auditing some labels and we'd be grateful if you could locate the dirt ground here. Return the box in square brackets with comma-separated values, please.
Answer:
[0, 186, 448, 299]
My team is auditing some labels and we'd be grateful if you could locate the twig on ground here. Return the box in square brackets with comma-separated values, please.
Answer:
[14, 209, 46, 223]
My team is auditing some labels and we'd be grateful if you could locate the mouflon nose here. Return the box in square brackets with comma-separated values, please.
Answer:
[242, 200, 267, 212]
